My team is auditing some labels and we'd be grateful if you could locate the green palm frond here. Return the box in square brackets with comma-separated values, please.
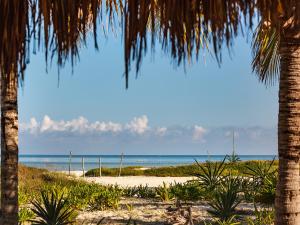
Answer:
[252, 21, 280, 85]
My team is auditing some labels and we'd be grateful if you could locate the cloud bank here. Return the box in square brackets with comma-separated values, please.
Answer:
[20, 115, 276, 155]
[21, 115, 149, 135]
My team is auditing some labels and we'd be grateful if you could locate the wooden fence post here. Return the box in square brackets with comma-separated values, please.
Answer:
[68, 151, 72, 176]
[119, 153, 124, 177]
[82, 157, 85, 177]
[99, 157, 102, 177]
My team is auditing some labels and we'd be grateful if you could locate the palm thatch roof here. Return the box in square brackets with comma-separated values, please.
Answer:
[0, 0, 299, 90]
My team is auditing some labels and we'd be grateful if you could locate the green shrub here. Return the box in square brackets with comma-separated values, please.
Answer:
[123, 186, 139, 197]
[88, 185, 122, 210]
[156, 182, 173, 202]
[170, 181, 203, 202]
[135, 185, 156, 198]
[208, 176, 242, 221]
[19, 188, 32, 206]
[66, 183, 105, 210]
[245, 207, 274, 225]
[18, 208, 35, 224]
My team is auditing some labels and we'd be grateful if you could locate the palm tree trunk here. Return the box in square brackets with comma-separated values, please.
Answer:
[0, 73, 19, 225]
[275, 30, 300, 225]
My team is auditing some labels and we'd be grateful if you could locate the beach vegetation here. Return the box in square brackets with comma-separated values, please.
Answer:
[30, 190, 76, 225]
[86, 160, 278, 178]
[155, 182, 173, 202]
[243, 159, 277, 205]
[125, 185, 157, 199]
[195, 157, 227, 195]
[18, 208, 35, 224]
[207, 176, 242, 221]
[205, 215, 241, 225]
[88, 185, 122, 210]
[170, 181, 203, 202]
[226, 152, 241, 164]
[17, 163, 279, 223]
[245, 207, 274, 225]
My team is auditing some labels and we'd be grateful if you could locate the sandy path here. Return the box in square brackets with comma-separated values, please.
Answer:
[84, 176, 195, 187]
[60, 171, 195, 187]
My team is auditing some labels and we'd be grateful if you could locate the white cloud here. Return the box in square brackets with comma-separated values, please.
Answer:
[90, 121, 122, 133]
[126, 115, 149, 134]
[225, 130, 239, 138]
[156, 127, 167, 136]
[193, 125, 206, 140]
[20, 117, 39, 134]
[22, 115, 123, 134]
[41, 115, 66, 132]
[20, 119, 276, 155]
[21, 115, 151, 135]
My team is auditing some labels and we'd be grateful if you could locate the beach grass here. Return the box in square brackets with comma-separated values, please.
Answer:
[85, 160, 278, 177]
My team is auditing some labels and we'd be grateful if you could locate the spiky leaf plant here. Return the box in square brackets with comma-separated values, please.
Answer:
[226, 152, 240, 164]
[244, 158, 277, 183]
[30, 190, 75, 225]
[195, 157, 227, 192]
[208, 176, 242, 221]
[243, 158, 277, 205]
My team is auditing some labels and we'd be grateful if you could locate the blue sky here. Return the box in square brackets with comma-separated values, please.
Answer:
[19, 33, 278, 155]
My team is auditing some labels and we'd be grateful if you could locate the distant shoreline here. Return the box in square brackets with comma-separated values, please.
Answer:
[19, 154, 277, 156]
[19, 154, 277, 171]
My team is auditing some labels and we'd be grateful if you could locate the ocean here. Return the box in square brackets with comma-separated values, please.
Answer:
[19, 154, 277, 171]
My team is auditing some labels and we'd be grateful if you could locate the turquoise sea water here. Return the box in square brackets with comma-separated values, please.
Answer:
[19, 154, 277, 171]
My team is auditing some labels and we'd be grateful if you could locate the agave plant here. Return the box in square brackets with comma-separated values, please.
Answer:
[226, 151, 240, 164]
[207, 176, 242, 221]
[30, 190, 76, 225]
[254, 172, 277, 205]
[243, 158, 277, 205]
[244, 158, 277, 183]
[195, 157, 227, 192]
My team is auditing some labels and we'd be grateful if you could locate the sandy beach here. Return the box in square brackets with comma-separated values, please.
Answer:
[60, 171, 195, 187]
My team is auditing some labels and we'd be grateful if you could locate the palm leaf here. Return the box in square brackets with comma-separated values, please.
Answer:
[252, 20, 280, 85]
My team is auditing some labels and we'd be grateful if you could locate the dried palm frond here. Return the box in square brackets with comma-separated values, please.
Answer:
[33, 0, 122, 71]
[0, 0, 121, 90]
[0, 0, 29, 90]
[124, 0, 299, 87]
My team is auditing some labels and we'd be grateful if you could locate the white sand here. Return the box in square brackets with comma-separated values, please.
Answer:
[60, 171, 195, 187]
[84, 176, 195, 187]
